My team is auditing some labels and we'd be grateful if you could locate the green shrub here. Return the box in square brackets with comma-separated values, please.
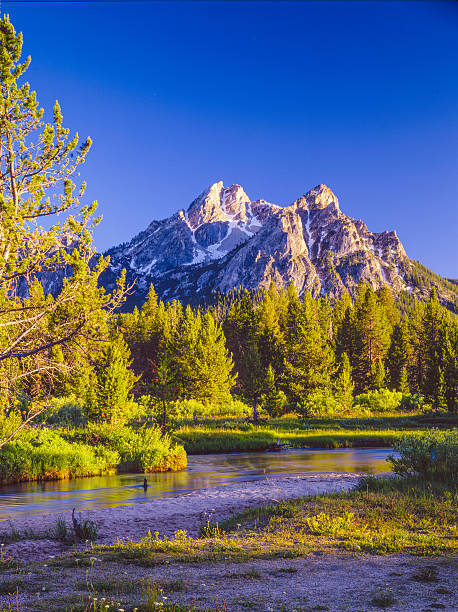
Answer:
[399, 393, 429, 413]
[71, 422, 187, 473]
[298, 391, 343, 418]
[389, 429, 457, 481]
[0, 411, 23, 441]
[45, 396, 87, 427]
[168, 398, 252, 421]
[353, 389, 403, 415]
[0, 430, 119, 484]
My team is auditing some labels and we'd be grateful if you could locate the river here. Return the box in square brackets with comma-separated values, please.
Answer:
[0, 447, 394, 519]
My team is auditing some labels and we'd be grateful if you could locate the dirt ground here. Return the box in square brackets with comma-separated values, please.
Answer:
[0, 552, 456, 611]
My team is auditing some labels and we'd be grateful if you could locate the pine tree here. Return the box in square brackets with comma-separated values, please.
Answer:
[442, 323, 458, 413]
[260, 364, 287, 417]
[334, 352, 354, 411]
[371, 360, 386, 390]
[353, 286, 390, 392]
[421, 290, 446, 406]
[398, 366, 410, 395]
[257, 284, 284, 372]
[223, 290, 264, 407]
[281, 293, 335, 406]
[0, 17, 125, 435]
[385, 321, 411, 392]
[194, 313, 236, 405]
[88, 335, 138, 424]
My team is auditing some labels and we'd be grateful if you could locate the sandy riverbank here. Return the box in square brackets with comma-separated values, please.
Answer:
[1, 472, 362, 563]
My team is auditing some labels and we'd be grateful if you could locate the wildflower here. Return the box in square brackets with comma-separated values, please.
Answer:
[49, 555, 55, 559]
[42, 587, 46, 591]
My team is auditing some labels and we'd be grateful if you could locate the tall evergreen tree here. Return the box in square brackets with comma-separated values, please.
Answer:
[334, 352, 354, 411]
[223, 290, 263, 406]
[260, 364, 287, 417]
[0, 17, 125, 437]
[87, 335, 138, 425]
[353, 286, 390, 392]
[281, 293, 335, 406]
[385, 321, 411, 392]
[194, 313, 236, 405]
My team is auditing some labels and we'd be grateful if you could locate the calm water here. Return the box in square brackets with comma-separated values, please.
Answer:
[0, 447, 394, 519]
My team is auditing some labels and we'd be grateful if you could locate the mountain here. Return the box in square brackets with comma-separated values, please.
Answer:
[100, 182, 458, 310]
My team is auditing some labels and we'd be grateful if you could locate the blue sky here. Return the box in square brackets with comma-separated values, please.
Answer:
[7, 1, 458, 277]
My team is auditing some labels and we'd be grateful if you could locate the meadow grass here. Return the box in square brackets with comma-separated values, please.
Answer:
[84, 476, 456, 567]
[173, 412, 457, 454]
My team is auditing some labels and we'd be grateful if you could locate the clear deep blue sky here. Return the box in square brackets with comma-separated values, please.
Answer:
[7, 0, 458, 277]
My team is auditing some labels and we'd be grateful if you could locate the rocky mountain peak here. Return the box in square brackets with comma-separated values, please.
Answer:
[185, 181, 254, 229]
[99, 181, 456, 310]
[289, 184, 340, 213]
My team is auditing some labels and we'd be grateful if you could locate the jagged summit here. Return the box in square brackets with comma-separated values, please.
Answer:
[101, 181, 446, 308]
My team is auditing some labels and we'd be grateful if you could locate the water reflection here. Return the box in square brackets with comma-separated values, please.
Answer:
[0, 447, 394, 519]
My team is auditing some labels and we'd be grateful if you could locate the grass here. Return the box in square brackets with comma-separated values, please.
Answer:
[84, 476, 456, 566]
[173, 413, 458, 454]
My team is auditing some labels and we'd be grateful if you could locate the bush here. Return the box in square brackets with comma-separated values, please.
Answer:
[45, 396, 87, 428]
[167, 398, 252, 421]
[0, 429, 119, 484]
[389, 429, 457, 481]
[297, 391, 343, 418]
[399, 393, 429, 413]
[71, 422, 187, 473]
[0, 411, 23, 441]
[353, 389, 403, 415]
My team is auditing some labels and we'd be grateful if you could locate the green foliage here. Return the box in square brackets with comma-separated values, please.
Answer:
[297, 390, 342, 419]
[333, 353, 354, 411]
[74, 422, 187, 473]
[281, 292, 335, 405]
[45, 395, 87, 427]
[389, 429, 457, 481]
[0, 16, 126, 428]
[164, 398, 251, 421]
[353, 389, 403, 415]
[260, 365, 287, 417]
[0, 420, 187, 483]
[399, 393, 428, 413]
[85, 334, 139, 425]
[385, 321, 411, 392]
[0, 429, 119, 484]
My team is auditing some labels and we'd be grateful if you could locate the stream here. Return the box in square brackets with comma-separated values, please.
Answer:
[0, 447, 395, 519]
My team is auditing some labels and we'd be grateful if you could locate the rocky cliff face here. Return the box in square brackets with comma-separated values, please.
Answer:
[101, 181, 424, 308]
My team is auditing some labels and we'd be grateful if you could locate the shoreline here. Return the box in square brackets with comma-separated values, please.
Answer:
[0, 471, 364, 563]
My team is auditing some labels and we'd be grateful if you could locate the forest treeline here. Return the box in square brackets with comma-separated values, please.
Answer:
[26, 281, 456, 424]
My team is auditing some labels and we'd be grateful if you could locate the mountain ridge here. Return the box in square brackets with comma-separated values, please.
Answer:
[100, 182, 457, 311]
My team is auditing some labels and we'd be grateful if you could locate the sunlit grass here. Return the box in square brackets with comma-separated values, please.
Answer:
[84, 477, 457, 566]
[173, 413, 458, 454]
